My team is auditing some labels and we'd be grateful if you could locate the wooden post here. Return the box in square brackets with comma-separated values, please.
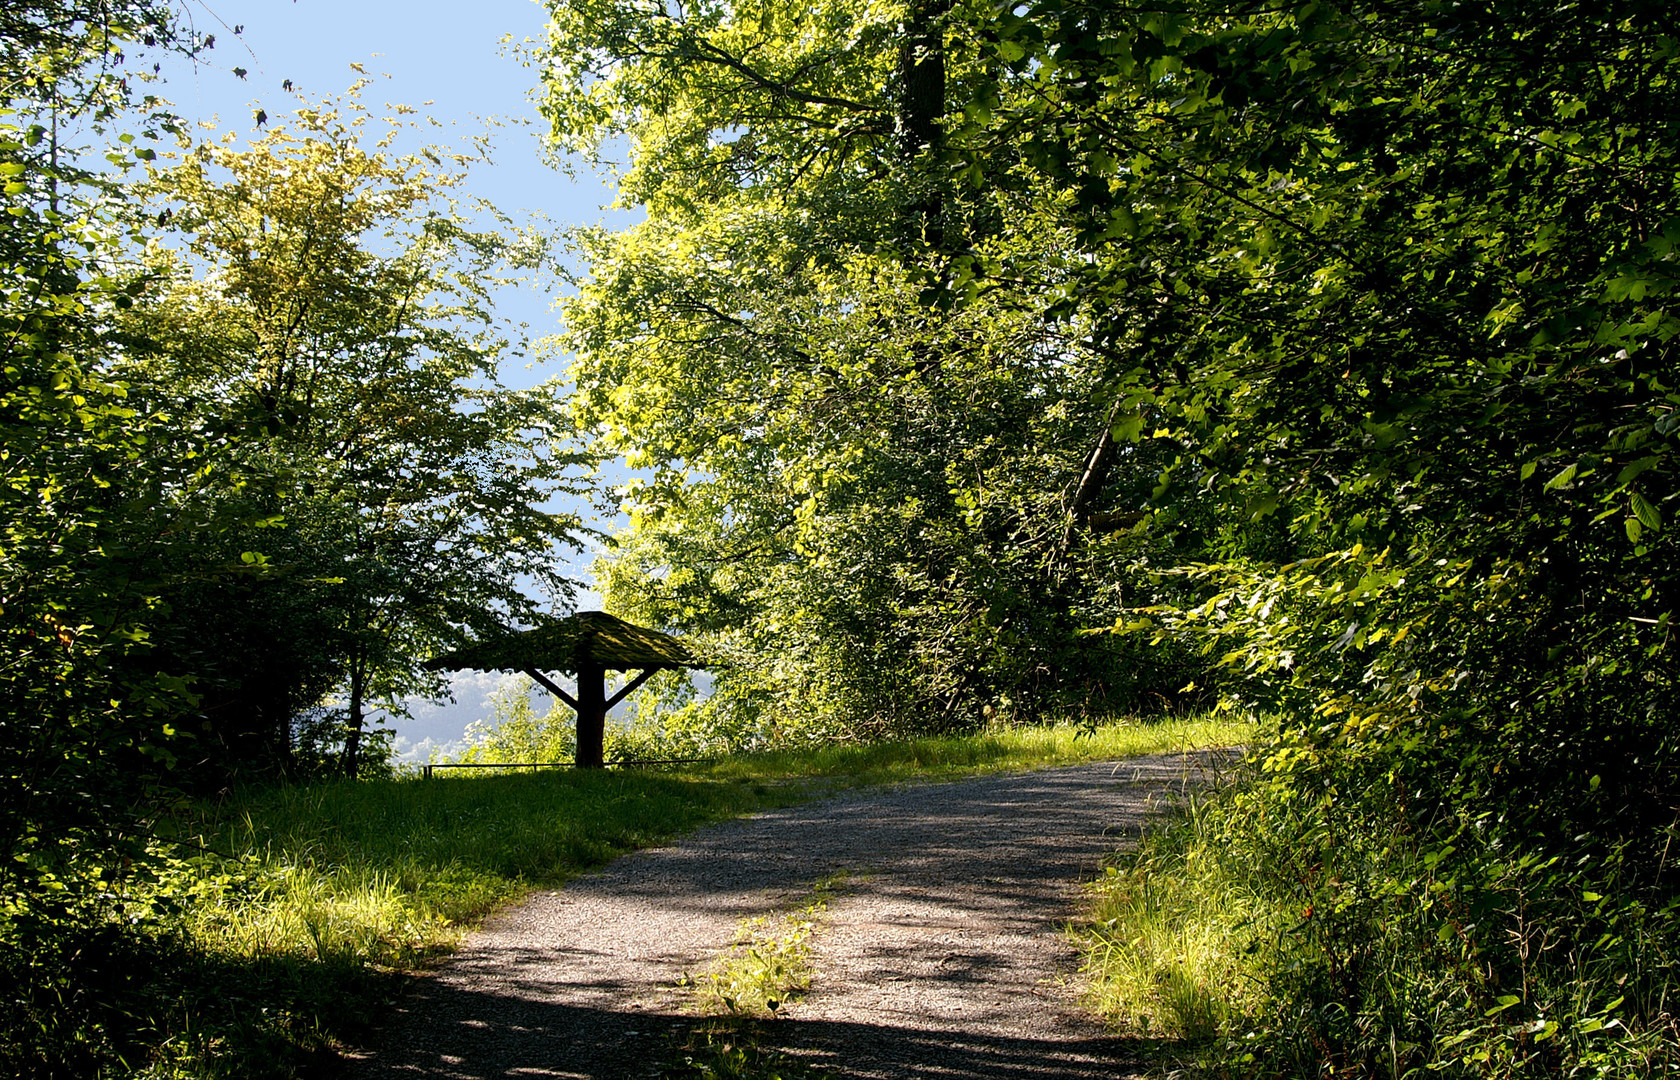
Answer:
[576, 661, 606, 769]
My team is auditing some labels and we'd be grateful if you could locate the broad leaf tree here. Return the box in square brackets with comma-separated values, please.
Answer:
[121, 88, 593, 776]
[541, 0, 1182, 739]
[541, 0, 1680, 1069]
[954, 0, 1680, 1068]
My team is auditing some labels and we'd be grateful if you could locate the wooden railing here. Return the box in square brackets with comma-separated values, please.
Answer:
[421, 757, 714, 778]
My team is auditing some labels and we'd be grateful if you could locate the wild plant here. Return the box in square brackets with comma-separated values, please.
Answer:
[1082, 763, 1680, 1079]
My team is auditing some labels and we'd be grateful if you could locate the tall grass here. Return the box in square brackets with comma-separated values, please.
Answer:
[1080, 797, 1272, 1043]
[1078, 767, 1680, 1079]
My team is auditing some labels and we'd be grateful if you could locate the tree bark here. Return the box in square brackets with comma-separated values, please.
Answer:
[1062, 401, 1125, 552]
[898, 0, 952, 249]
[343, 650, 365, 778]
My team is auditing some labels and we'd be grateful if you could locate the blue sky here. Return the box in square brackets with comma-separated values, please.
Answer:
[153, 1, 642, 757]
[169, 1, 602, 224]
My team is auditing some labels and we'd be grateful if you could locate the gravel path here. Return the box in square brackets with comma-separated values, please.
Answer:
[345, 751, 1225, 1080]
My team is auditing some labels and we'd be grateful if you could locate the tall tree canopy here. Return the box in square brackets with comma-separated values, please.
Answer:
[543, 0, 1188, 740]
[3, 29, 589, 934]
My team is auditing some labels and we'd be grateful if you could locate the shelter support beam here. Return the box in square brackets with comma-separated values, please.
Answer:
[522, 667, 579, 711]
[605, 668, 658, 711]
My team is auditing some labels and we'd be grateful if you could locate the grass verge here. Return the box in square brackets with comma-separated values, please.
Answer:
[1076, 793, 1270, 1046]
[22, 714, 1249, 1078]
[1074, 763, 1680, 1079]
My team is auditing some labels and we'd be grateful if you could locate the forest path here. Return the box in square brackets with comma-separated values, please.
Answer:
[344, 751, 1226, 1080]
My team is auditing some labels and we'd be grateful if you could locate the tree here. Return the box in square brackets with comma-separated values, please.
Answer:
[961, 0, 1680, 833]
[119, 85, 594, 777]
[0, 0, 206, 927]
[450, 675, 577, 766]
[948, 0, 1680, 1069]
[540, 0, 1185, 740]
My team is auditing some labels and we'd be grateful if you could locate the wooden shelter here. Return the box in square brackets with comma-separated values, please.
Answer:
[425, 611, 700, 768]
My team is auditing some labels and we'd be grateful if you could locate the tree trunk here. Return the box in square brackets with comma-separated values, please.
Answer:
[1061, 400, 1126, 553]
[898, 0, 951, 249]
[344, 652, 365, 778]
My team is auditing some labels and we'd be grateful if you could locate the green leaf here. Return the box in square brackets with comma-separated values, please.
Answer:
[1631, 491, 1661, 531]
[1616, 455, 1660, 485]
[1112, 413, 1144, 442]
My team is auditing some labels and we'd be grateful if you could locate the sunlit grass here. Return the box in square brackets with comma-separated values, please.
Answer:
[700, 713, 1250, 790]
[1074, 768, 1680, 1078]
[144, 714, 1250, 1076]
[184, 715, 1248, 956]
[1076, 796, 1271, 1042]
[175, 713, 1251, 977]
[169, 767, 799, 969]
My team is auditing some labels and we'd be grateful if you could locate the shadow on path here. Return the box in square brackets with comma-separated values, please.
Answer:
[350, 991, 1139, 1079]
[344, 751, 1234, 1079]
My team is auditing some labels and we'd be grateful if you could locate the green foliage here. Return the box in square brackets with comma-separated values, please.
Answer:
[0, 0, 211, 947]
[3, 14, 586, 954]
[117, 86, 592, 779]
[0, 2, 190, 120]
[1083, 775, 1680, 1079]
[1, 899, 395, 1080]
[544, 0, 1206, 738]
[450, 676, 578, 766]
[985, 2, 1680, 1071]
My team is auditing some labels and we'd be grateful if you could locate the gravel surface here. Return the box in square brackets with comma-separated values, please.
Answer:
[344, 751, 1227, 1080]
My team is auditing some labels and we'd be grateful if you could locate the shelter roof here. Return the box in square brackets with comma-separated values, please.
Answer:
[425, 611, 698, 674]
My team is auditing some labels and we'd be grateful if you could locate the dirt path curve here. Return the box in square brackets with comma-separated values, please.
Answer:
[346, 751, 1224, 1080]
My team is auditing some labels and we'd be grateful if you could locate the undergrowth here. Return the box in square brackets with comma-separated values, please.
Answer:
[1079, 761, 1680, 1079]
[4, 714, 1248, 1079]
